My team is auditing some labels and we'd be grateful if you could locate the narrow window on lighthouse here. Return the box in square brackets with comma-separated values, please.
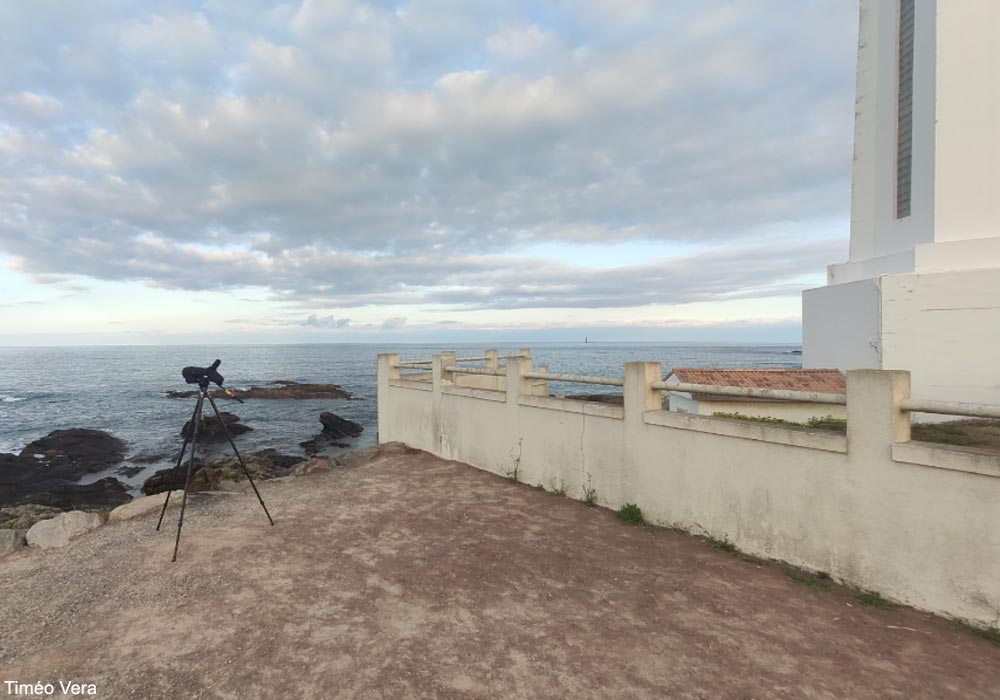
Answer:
[896, 0, 915, 219]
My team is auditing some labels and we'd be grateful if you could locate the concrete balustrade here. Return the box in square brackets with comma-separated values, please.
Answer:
[378, 351, 1000, 627]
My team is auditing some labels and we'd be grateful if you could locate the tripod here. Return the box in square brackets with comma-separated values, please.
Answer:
[157, 361, 274, 561]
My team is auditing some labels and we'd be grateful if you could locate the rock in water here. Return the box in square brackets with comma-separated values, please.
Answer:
[300, 412, 363, 456]
[15, 429, 127, 481]
[180, 412, 252, 441]
[26, 511, 102, 549]
[319, 412, 364, 440]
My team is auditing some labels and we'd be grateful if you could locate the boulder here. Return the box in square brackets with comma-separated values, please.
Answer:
[108, 491, 185, 523]
[0, 529, 27, 558]
[0, 504, 63, 530]
[0, 477, 132, 510]
[26, 511, 102, 549]
[180, 412, 252, 442]
[16, 429, 126, 481]
[292, 457, 334, 477]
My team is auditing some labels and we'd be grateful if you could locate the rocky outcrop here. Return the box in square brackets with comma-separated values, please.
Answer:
[0, 429, 131, 512]
[0, 529, 27, 558]
[26, 511, 102, 549]
[166, 381, 354, 400]
[0, 477, 132, 511]
[141, 450, 305, 495]
[108, 491, 185, 523]
[2, 430, 126, 487]
[180, 412, 252, 441]
[292, 457, 334, 477]
[0, 504, 63, 530]
[141, 459, 218, 496]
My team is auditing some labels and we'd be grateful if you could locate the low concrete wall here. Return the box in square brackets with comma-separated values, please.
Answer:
[377, 353, 1000, 627]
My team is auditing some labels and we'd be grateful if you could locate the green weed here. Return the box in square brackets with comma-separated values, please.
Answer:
[617, 503, 645, 525]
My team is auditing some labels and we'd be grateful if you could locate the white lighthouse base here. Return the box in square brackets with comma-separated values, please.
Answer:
[803, 267, 1000, 406]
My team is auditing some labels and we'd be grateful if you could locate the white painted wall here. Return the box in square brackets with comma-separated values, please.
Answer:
[802, 278, 882, 371]
[379, 354, 1000, 627]
[934, 1, 1000, 244]
[881, 270, 1000, 405]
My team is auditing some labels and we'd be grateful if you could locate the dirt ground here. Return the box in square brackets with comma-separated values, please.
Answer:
[1, 443, 998, 700]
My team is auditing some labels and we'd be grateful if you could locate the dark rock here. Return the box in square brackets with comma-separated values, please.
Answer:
[180, 412, 252, 441]
[141, 459, 217, 496]
[0, 477, 131, 510]
[299, 412, 363, 456]
[116, 465, 144, 478]
[14, 429, 126, 482]
[166, 380, 353, 400]
[299, 436, 349, 456]
[319, 412, 364, 440]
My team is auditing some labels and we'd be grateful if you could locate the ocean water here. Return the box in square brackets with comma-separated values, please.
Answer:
[0, 343, 801, 491]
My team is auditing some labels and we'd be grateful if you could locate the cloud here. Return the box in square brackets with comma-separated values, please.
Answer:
[381, 315, 407, 330]
[301, 314, 351, 328]
[0, 1, 858, 322]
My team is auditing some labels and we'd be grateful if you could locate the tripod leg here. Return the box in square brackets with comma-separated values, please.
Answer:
[171, 392, 204, 562]
[206, 393, 275, 526]
[156, 396, 202, 531]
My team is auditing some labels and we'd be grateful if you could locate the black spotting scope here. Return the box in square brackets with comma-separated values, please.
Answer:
[181, 359, 225, 387]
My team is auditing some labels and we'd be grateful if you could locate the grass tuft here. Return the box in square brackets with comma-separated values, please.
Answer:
[616, 503, 645, 525]
[785, 570, 833, 591]
[854, 590, 893, 608]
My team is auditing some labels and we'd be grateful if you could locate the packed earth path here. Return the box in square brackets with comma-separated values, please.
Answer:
[1, 443, 998, 699]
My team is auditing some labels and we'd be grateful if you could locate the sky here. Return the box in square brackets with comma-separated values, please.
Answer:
[0, 0, 860, 346]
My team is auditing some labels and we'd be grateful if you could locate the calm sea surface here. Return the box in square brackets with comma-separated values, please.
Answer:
[0, 343, 800, 491]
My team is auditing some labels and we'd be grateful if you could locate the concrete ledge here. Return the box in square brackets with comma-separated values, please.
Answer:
[389, 379, 433, 392]
[643, 411, 848, 453]
[518, 395, 625, 419]
[892, 441, 1000, 478]
[442, 386, 507, 403]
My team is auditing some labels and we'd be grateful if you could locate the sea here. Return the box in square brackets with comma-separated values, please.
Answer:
[0, 343, 801, 492]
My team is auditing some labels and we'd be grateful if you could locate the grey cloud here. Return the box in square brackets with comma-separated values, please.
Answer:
[0, 1, 857, 312]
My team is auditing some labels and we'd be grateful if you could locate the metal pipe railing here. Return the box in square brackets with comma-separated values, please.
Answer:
[398, 360, 432, 367]
[901, 399, 1000, 420]
[653, 381, 847, 406]
[524, 371, 624, 387]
